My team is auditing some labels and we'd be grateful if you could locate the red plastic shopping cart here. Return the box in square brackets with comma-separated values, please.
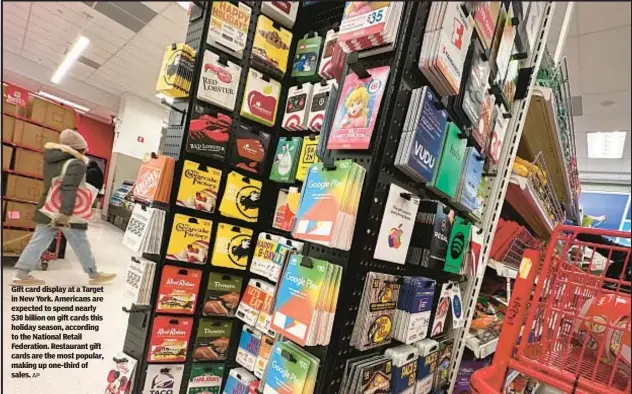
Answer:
[471, 225, 631, 394]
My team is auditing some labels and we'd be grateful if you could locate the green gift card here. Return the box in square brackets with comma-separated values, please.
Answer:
[444, 216, 472, 274]
[187, 364, 224, 394]
[432, 122, 467, 200]
[292, 35, 323, 79]
[270, 137, 302, 183]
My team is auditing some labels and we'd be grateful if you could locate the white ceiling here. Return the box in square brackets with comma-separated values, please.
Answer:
[2, 1, 188, 120]
[548, 2, 631, 184]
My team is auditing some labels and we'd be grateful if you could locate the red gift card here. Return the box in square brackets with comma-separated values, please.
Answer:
[147, 316, 193, 362]
[156, 265, 202, 315]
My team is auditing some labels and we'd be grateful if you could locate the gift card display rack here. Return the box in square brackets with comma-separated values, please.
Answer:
[120, 2, 557, 393]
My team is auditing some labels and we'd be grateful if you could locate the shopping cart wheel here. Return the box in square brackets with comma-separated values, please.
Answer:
[40, 261, 49, 271]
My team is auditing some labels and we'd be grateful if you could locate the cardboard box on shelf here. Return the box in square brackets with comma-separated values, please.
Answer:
[2, 229, 33, 254]
[29, 97, 76, 131]
[3, 201, 37, 229]
[5, 175, 44, 202]
[2, 114, 15, 141]
[13, 122, 58, 150]
[14, 148, 44, 177]
[3, 145, 13, 169]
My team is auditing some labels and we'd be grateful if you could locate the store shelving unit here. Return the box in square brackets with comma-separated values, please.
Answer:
[119, 2, 559, 393]
[447, 3, 557, 391]
[505, 153, 565, 238]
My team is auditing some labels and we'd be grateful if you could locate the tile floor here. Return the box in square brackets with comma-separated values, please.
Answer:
[2, 218, 133, 393]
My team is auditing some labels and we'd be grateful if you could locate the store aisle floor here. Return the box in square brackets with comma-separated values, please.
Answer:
[2, 217, 133, 394]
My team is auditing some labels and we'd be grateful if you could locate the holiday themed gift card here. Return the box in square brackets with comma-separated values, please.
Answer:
[186, 107, 232, 161]
[374, 184, 420, 265]
[292, 34, 323, 79]
[307, 80, 336, 132]
[166, 214, 212, 264]
[296, 136, 319, 182]
[156, 265, 202, 315]
[236, 325, 262, 371]
[203, 273, 243, 317]
[193, 319, 233, 361]
[327, 66, 390, 150]
[176, 160, 222, 213]
[240, 69, 281, 127]
[197, 50, 242, 111]
[230, 124, 271, 175]
[252, 14, 292, 76]
[104, 352, 136, 394]
[144, 364, 184, 394]
[270, 137, 302, 183]
[211, 223, 253, 270]
[207, 1, 251, 58]
[147, 316, 193, 362]
[282, 83, 313, 131]
[187, 364, 224, 394]
[219, 172, 261, 223]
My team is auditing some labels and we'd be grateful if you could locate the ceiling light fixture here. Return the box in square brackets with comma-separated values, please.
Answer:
[37, 91, 91, 113]
[51, 36, 90, 84]
[586, 131, 627, 159]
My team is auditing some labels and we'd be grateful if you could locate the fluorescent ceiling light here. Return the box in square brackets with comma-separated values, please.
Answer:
[155, 93, 174, 104]
[586, 131, 627, 159]
[51, 36, 90, 84]
[177, 2, 190, 10]
[37, 91, 90, 113]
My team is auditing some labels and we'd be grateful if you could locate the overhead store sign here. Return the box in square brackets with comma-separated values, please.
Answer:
[5, 83, 29, 107]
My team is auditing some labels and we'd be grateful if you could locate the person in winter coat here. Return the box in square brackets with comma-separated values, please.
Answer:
[11, 129, 116, 286]
[86, 160, 104, 191]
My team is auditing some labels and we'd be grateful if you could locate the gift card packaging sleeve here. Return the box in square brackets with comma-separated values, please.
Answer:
[327, 66, 391, 150]
[230, 125, 271, 175]
[219, 172, 262, 223]
[251, 14, 292, 77]
[165, 214, 212, 264]
[207, 1, 251, 58]
[156, 265, 202, 315]
[197, 50, 241, 111]
[203, 273, 243, 317]
[193, 319, 233, 361]
[176, 160, 222, 213]
[240, 69, 281, 127]
[211, 223, 254, 270]
[144, 364, 185, 394]
[147, 316, 193, 362]
[186, 109, 232, 161]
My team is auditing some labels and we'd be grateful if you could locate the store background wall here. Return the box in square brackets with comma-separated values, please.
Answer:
[112, 93, 166, 159]
[77, 114, 115, 186]
[102, 93, 166, 217]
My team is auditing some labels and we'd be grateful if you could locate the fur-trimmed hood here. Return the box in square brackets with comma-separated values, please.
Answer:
[44, 142, 89, 164]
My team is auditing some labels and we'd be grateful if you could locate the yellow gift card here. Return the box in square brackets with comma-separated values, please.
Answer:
[211, 223, 253, 270]
[166, 214, 212, 265]
[176, 160, 222, 213]
[219, 172, 261, 223]
[156, 43, 195, 98]
[252, 14, 292, 75]
[296, 136, 320, 182]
